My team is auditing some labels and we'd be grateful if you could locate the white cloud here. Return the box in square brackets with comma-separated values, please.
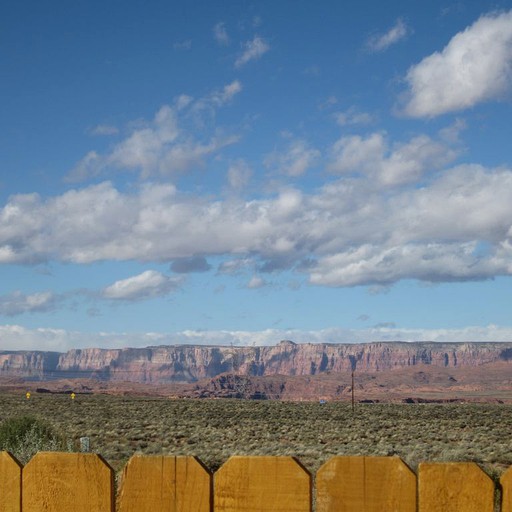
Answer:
[381, 135, 458, 185]
[403, 10, 512, 117]
[438, 118, 467, 144]
[0, 291, 58, 316]
[0, 324, 171, 352]
[218, 258, 254, 275]
[213, 22, 230, 45]
[158, 136, 239, 175]
[329, 133, 385, 175]
[366, 18, 410, 52]
[329, 132, 458, 185]
[334, 107, 374, 126]
[174, 94, 193, 110]
[235, 36, 270, 67]
[265, 139, 320, 177]
[3, 158, 512, 287]
[247, 276, 266, 289]
[209, 80, 242, 106]
[308, 242, 501, 287]
[68, 82, 241, 181]
[66, 151, 101, 183]
[102, 270, 182, 301]
[2, 324, 512, 351]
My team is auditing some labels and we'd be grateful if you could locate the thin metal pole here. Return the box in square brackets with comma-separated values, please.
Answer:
[351, 370, 355, 413]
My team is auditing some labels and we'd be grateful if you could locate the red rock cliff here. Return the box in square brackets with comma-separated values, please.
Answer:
[1, 340, 511, 383]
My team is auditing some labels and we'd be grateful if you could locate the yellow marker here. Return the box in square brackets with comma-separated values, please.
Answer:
[26, 391, 31, 400]
[71, 392, 76, 400]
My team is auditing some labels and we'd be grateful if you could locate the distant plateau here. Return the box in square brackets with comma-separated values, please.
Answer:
[1, 340, 511, 402]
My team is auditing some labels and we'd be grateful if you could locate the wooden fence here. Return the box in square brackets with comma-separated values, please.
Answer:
[1, 451, 511, 511]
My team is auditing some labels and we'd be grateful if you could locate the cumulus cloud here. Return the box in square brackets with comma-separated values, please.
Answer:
[329, 132, 458, 185]
[3, 158, 512, 287]
[102, 270, 182, 301]
[0, 291, 58, 316]
[264, 139, 320, 177]
[213, 22, 230, 45]
[235, 36, 270, 67]
[308, 242, 502, 287]
[403, 10, 512, 117]
[2, 324, 512, 351]
[67, 82, 242, 181]
[366, 18, 410, 52]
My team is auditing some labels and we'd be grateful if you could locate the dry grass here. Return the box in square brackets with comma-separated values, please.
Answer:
[1, 392, 511, 479]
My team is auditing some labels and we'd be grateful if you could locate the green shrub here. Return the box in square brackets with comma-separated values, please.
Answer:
[0, 415, 66, 464]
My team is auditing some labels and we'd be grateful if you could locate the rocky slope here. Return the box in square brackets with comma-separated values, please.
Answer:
[1, 340, 512, 384]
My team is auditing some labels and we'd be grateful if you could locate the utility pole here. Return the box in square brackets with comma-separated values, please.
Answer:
[351, 370, 355, 413]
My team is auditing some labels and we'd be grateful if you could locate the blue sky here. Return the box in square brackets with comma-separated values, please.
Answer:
[2, 0, 512, 351]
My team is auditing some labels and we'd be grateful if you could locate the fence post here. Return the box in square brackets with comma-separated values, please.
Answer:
[316, 456, 416, 512]
[214, 456, 311, 511]
[118, 455, 211, 512]
[501, 466, 512, 512]
[0, 451, 21, 512]
[80, 437, 90, 453]
[22, 452, 114, 512]
[418, 462, 494, 512]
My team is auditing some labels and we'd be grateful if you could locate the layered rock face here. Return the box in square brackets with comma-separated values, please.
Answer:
[0, 351, 61, 380]
[1, 340, 511, 383]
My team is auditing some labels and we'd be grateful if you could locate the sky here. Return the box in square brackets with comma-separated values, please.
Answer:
[2, 0, 512, 351]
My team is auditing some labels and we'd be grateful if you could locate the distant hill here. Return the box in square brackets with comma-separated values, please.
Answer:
[1, 341, 512, 393]
[0, 340, 512, 401]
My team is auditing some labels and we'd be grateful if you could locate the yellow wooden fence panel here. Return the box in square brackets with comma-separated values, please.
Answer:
[501, 466, 512, 512]
[1, 451, 509, 510]
[118, 455, 211, 512]
[0, 451, 21, 512]
[316, 456, 416, 512]
[418, 462, 494, 512]
[22, 452, 113, 512]
[214, 456, 311, 512]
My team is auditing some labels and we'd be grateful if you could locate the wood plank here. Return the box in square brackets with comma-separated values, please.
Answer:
[118, 455, 211, 512]
[22, 452, 113, 512]
[418, 462, 494, 512]
[316, 456, 416, 512]
[0, 452, 21, 512]
[214, 456, 311, 512]
[501, 466, 512, 512]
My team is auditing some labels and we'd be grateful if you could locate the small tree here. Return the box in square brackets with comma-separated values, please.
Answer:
[0, 415, 65, 464]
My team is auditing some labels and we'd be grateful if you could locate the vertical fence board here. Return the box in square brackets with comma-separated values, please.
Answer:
[316, 456, 416, 512]
[418, 462, 494, 512]
[0, 452, 21, 512]
[22, 452, 113, 512]
[501, 466, 512, 512]
[214, 456, 311, 512]
[118, 455, 211, 512]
